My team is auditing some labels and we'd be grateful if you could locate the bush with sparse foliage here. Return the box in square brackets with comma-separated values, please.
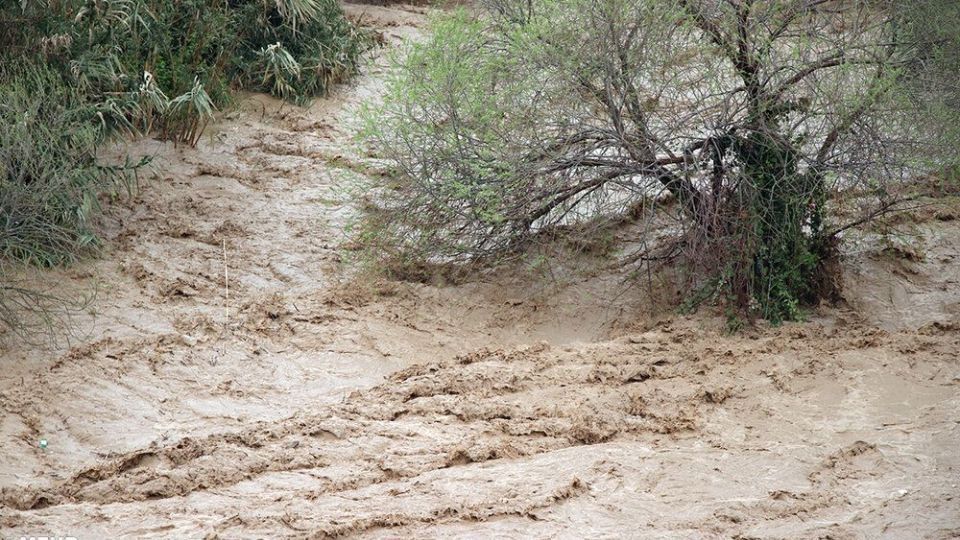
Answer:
[362, 0, 960, 324]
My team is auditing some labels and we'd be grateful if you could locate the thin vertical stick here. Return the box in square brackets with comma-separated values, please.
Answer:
[223, 238, 229, 306]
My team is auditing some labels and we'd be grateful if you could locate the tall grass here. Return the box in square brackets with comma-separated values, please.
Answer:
[0, 64, 145, 267]
[0, 0, 370, 339]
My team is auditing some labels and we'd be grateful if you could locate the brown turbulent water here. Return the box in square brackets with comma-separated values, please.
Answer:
[1, 3, 958, 538]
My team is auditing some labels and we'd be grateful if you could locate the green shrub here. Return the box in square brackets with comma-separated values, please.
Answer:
[362, 0, 957, 324]
[894, 0, 960, 177]
[0, 64, 145, 341]
[3, 0, 369, 106]
[0, 64, 145, 267]
[0, 0, 370, 338]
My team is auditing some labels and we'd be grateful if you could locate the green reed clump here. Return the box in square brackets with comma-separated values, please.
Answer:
[0, 0, 370, 338]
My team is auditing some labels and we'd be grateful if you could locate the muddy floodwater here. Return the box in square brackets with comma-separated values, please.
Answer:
[1, 3, 959, 539]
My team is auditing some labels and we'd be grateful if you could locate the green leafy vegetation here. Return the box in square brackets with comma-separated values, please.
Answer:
[1, 0, 369, 338]
[362, 0, 959, 324]
[893, 0, 960, 187]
